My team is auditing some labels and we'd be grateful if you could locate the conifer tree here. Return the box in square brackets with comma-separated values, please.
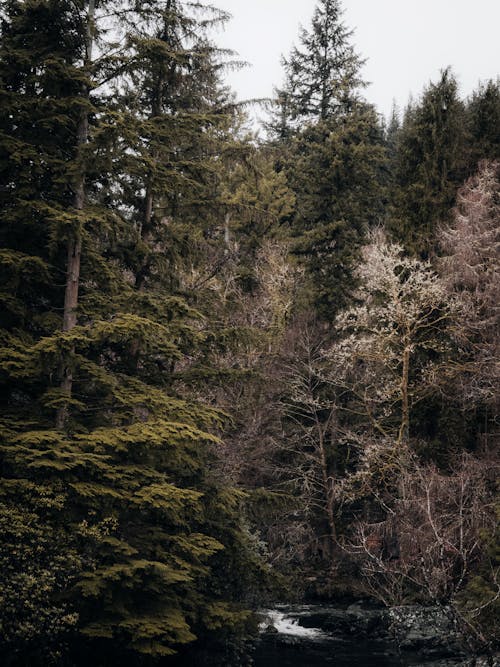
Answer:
[55, 0, 96, 429]
[113, 0, 235, 293]
[466, 79, 500, 167]
[0, 1, 263, 663]
[267, 0, 386, 318]
[0, 1, 108, 658]
[286, 106, 387, 316]
[272, 0, 365, 133]
[389, 69, 468, 255]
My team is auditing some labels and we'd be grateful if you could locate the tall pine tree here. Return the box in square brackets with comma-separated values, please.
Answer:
[388, 68, 468, 255]
[466, 78, 500, 168]
[268, 0, 386, 318]
[0, 2, 262, 663]
[271, 0, 365, 133]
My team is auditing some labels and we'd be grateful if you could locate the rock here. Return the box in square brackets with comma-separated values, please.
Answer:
[257, 603, 492, 666]
[387, 605, 464, 658]
[417, 656, 499, 667]
[263, 624, 278, 634]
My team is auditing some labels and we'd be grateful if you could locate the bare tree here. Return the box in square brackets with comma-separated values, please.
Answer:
[278, 323, 339, 562]
[438, 160, 500, 419]
[348, 453, 499, 654]
[323, 224, 500, 654]
[323, 229, 454, 447]
[265, 233, 457, 568]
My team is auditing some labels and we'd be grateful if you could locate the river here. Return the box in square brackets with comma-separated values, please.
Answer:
[252, 605, 469, 667]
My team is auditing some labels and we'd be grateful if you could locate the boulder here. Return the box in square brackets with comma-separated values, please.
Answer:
[387, 606, 464, 659]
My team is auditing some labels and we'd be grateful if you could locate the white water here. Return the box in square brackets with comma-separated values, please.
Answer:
[260, 609, 328, 640]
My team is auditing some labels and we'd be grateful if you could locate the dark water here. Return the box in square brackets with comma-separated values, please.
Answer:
[253, 638, 407, 667]
[251, 607, 432, 667]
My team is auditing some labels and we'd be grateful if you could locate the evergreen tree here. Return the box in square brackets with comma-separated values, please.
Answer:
[287, 106, 387, 317]
[388, 69, 468, 255]
[220, 149, 296, 271]
[385, 101, 401, 169]
[113, 0, 236, 293]
[466, 78, 500, 167]
[0, 1, 109, 659]
[271, 0, 365, 133]
[0, 1, 262, 663]
[266, 0, 386, 319]
[276, 105, 388, 320]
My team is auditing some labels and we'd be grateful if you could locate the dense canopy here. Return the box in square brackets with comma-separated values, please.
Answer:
[0, 1, 498, 665]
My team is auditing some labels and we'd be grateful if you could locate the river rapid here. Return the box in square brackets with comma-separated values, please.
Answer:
[254, 608, 403, 666]
[252, 604, 486, 667]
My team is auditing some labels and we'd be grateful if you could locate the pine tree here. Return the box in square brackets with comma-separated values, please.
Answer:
[55, 0, 96, 429]
[385, 101, 401, 165]
[286, 106, 387, 316]
[0, 1, 263, 662]
[113, 0, 236, 293]
[466, 78, 500, 168]
[389, 69, 468, 255]
[220, 149, 296, 271]
[266, 0, 386, 319]
[0, 1, 106, 658]
[271, 0, 365, 133]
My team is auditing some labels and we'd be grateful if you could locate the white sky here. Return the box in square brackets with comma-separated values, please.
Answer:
[214, 0, 500, 124]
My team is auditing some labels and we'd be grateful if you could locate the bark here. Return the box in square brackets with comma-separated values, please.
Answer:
[224, 212, 231, 252]
[316, 414, 337, 558]
[133, 10, 172, 291]
[134, 182, 154, 292]
[398, 342, 411, 446]
[56, 0, 95, 430]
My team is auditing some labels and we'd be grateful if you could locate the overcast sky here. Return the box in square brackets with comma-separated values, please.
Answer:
[214, 0, 500, 126]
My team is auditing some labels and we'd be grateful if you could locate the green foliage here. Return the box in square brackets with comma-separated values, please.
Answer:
[222, 149, 296, 258]
[283, 107, 388, 318]
[267, 0, 387, 319]
[0, 492, 80, 665]
[388, 69, 468, 254]
[1, 0, 498, 663]
[466, 79, 500, 167]
[0, 1, 268, 664]
[271, 0, 365, 132]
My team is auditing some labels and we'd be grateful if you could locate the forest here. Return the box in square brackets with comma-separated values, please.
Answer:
[0, 0, 498, 665]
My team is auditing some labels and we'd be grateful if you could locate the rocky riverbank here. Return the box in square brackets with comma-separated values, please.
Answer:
[256, 604, 498, 666]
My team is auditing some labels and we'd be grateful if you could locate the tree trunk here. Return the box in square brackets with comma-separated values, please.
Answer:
[134, 182, 154, 291]
[56, 0, 95, 430]
[134, 14, 171, 292]
[398, 343, 411, 446]
[316, 416, 337, 559]
[224, 212, 231, 253]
